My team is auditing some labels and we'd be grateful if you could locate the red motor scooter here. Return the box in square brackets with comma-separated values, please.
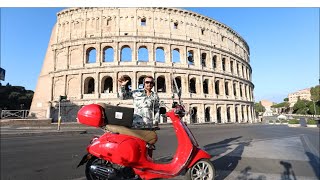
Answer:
[77, 101, 215, 180]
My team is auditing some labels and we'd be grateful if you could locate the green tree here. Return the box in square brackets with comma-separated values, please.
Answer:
[283, 98, 289, 102]
[310, 85, 320, 102]
[293, 99, 311, 115]
[254, 102, 265, 114]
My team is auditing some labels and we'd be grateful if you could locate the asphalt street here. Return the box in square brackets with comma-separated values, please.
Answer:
[1, 124, 319, 180]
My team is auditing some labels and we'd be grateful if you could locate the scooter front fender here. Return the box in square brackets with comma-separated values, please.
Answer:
[187, 149, 211, 169]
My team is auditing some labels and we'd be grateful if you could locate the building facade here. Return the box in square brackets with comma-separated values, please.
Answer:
[30, 7, 256, 124]
[288, 88, 311, 107]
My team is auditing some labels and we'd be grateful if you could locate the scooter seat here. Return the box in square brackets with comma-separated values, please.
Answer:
[105, 125, 158, 145]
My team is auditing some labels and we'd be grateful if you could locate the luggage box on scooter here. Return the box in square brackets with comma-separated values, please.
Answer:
[103, 105, 134, 128]
[77, 104, 105, 127]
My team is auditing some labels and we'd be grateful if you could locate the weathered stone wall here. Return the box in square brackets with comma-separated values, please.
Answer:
[30, 7, 255, 124]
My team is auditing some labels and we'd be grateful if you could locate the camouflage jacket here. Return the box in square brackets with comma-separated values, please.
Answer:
[118, 86, 160, 128]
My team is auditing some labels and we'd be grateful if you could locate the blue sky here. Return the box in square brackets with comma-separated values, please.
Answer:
[0, 8, 319, 103]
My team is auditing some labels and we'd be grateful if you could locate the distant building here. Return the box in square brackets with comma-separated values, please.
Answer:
[260, 100, 275, 116]
[288, 88, 311, 107]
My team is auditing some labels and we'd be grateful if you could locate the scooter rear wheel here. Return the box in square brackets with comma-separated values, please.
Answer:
[186, 159, 215, 180]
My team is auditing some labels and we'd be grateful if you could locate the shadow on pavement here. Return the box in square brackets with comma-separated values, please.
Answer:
[305, 152, 320, 179]
[279, 161, 297, 180]
[204, 137, 269, 180]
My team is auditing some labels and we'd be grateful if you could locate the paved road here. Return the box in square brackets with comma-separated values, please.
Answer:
[1, 124, 319, 180]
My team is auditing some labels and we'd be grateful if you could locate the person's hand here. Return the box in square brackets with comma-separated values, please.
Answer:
[118, 76, 129, 86]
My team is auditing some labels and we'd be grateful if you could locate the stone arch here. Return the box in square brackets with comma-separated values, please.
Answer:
[241, 105, 245, 122]
[203, 79, 209, 94]
[172, 48, 180, 63]
[156, 47, 165, 62]
[84, 77, 95, 94]
[191, 107, 198, 123]
[235, 106, 239, 122]
[201, 52, 207, 67]
[217, 107, 222, 123]
[215, 80, 220, 95]
[156, 76, 166, 93]
[225, 81, 229, 96]
[101, 76, 113, 93]
[122, 75, 132, 91]
[54, 78, 64, 99]
[189, 78, 196, 93]
[233, 82, 237, 96]
[227, 107, 231, 122]
[138, 46, 149, 62]
[138, 75, 147, 89]
[222, 57, 226, 71]
[86, 47, 96, 63]
[120, 45, 132, 62]
[205, 107, 210, 122]
[67, 77, 78, 99]
[173, 76, 182, 93]
[187, 50, 194, 65]
[103, 46, 114, 62]
[212, 55, 217, 69]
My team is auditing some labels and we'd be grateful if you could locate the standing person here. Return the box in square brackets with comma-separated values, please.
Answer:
[118, 75, 160, 128]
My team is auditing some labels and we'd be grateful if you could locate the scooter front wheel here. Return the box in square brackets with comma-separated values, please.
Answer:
[186, 159, 215, 180]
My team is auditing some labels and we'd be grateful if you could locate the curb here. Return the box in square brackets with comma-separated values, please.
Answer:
[0, 129, 88, 137]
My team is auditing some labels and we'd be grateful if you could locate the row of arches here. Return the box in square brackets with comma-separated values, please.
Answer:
[85, 45, 250, 80]
[188, 105, 253, 124]
[82, 75, 253, 101]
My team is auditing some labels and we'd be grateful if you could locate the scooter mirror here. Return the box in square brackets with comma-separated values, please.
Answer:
[159, 107, 167, 115]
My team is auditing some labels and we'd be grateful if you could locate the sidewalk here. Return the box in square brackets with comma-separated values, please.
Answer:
[0, 122, 96, 137]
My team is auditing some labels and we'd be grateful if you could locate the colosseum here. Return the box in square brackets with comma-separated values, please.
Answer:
[30, 7, 256, 124]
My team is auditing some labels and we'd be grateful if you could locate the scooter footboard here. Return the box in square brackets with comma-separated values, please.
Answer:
[187, 149, 211, 169]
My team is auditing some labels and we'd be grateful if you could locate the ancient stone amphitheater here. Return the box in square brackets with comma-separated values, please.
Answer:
[30, 7, 256, 124]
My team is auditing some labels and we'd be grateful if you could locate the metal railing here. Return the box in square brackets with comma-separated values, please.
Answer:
[0, 110, 30, 119]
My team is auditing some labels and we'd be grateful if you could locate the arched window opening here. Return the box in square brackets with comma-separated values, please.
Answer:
[102, 77, 113, 93]
[240, 84, 243, 97]
[141, 18, 146, 26]
[242, 65, 245, 77]
[225, 82, 229, 96]
[86, 48, 96, 63]
[156, 47, 165, 62]
[84, 77, 95, 94]
[173, 77, 182, 93]
[172, 49, 180, 63]
[233, 83, 237, 96]
[103, 47, 114, 62]
[191, 107, 197, 123]
[138, 75, 147, 89]
[138, 47, 149, 62]
[157, 76, 166, 92]
[205, 107, 210, 122]
[122, 75, 132, 91]
[189, 78, 196, 93]
[227, 107, 231, 122]
[203, 79, 209, 94]
[201, 53, 206, 67]
[235, 107, 239, 122]
[212, 55, 217, 69]
[120, 46, 132, 62]
[241, 106, 245, 121]
[187, 50, 194, 65]
[222, 58, 226, 71]
[230, 61, 234, 73]
[237, 63, 240, 75]
[215, 80, 220, 95]
[217, 107, 221, 123]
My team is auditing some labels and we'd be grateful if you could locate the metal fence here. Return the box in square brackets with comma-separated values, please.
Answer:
[0, 110, 30, 119]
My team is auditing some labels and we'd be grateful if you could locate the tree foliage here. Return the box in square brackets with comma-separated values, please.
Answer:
[0, 83, 34, 110]
[310, 85, 320, 102]
[254, 102, 265, 113]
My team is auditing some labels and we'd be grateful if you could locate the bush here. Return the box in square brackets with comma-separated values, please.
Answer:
[275, 120, 280, 123]
[307, 119, 317, 125]
[281, 120, 288, 123]
[288, 119, 299, 124]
